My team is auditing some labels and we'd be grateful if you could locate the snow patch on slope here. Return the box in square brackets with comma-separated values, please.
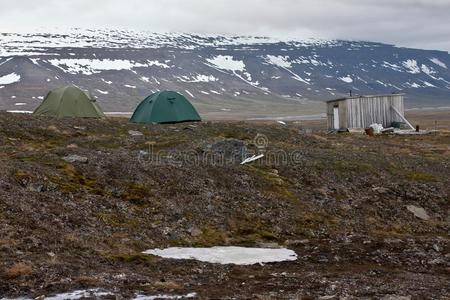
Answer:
[402, 59, 420, 74]
[48, 59, 152, 75]
[206, 55, 245, 72]
[177, 74, 218, 83]
[430, 58, 447, 69]
[0, 73, 21, 84]
[266, 55, 292, 68]
[339, 75, 353, 83]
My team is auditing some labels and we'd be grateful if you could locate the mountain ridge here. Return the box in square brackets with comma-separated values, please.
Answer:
[1, 29, 449, 117]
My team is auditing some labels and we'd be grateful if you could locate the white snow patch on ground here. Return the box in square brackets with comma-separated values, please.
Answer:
[6, 110, 33, 114]
[266, 55, 292, 68]
[402, 59, 421, 74]
[405, 82, 421, 88]
[266, 55, 309, 84]
[376, 80, 388, 87]
[141, 76, 150, 82]
[421, 64, 436, 78]
[96, 89, 109, 95]
[15, 103, 27, 106]
[101, 78, 113, 84]
[124, 84, 137, 89]
[132, 292, 197, 300]
[1, 291, 197, 300]
[178, 74, 218, 83]
[147, 60, 170, 68]
[382, 61, 402, 72]
[47, 59, 148, 75]
[339, 76, 353, 83]
[422, 81, 436, 87]
[430, 58, 447, 69]
[185, 90, 195, 98]
[143, 246, 297, 265]
[206, 55, 245, 72]
[0, 73, 21, 85]
[200, 91, 210, 95]
[44, 289, 113, 300]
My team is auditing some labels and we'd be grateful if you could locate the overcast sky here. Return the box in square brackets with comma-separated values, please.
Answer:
[1, 0, 449, 51]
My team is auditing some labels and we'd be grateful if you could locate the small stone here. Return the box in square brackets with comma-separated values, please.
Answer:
[63, 155, 88, 163]
[372, 187, 389, 194]
[128, 130, 143, 136]
[406, 205, 430, 220]
[433, 244, 441, 252]
[188, 227, 202, 237]
[381, 296, 411, 300]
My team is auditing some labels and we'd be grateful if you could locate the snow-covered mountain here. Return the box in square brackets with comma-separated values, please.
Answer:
[1, 29, 449, 114]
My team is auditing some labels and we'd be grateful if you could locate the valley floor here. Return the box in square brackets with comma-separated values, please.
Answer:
[0, 112, 449, 299]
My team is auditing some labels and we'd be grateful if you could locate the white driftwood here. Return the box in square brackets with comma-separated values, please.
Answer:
[391, 105, 415, 130]
[241, 154, 264, 165]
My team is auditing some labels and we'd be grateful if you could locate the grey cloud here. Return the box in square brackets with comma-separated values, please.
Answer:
[0, 0, 449, 51]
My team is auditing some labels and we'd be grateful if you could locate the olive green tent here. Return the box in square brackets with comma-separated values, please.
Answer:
[130, 91, 201, 124]
[33, 86, 105, 118]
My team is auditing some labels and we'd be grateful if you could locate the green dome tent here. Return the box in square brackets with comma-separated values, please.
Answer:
[130, 91, 201, 124]
[33, 86, 105, 118]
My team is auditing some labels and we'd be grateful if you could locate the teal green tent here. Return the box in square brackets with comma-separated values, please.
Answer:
[130, 91, 201, 124]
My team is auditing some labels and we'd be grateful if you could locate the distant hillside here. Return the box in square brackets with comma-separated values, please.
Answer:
[0, 29, 449, 115]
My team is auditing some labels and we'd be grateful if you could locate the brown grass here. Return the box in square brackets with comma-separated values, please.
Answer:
[3, 263, 33, 279]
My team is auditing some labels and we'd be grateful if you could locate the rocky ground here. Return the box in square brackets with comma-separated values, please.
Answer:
[0, 112, 449, 299]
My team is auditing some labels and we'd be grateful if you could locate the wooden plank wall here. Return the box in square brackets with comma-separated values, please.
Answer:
[327, 95, 405, 129]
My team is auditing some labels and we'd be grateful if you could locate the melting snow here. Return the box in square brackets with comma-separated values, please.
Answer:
[422, 81, 436, 88]
[15, 103, 27, 106]
[0, 73, 21, 85]
[266, 55, 309, 84]
[44, 289, 113, 300]
[143, 246, 298, 265]
[6, 110, 33, 114]
[184, 90, 195, 98]
[266, 55, 292, 68]
[96, 89, 109, 95]
[101, 78, 113, 84]
[48, 59, 148, 75]
[141, 76, 150, 82]
[382, 61, 402, 72]
[177, 74, 218, 83]
[206, 55, 245, 72]
[124, 84, 137, 89]
[132, 292, 197, 300]
[430, 58, 447, 69]
[147, 60, 170, 68]
[0, 290, 197, 300]
[339, 76, 353, 83]
[402, 59, 421, 74]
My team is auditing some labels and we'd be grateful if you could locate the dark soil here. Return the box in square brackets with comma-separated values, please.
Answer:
[0, 112, 449, 299]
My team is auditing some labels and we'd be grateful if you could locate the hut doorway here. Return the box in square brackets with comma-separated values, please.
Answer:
[333, 106, 339, 129]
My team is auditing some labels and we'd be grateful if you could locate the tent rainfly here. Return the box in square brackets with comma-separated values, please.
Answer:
[130, 91, 201, 124]
[33, 86, 105, 118]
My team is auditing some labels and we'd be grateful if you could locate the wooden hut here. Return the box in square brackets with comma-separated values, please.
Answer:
[326, 94, 412, 130]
